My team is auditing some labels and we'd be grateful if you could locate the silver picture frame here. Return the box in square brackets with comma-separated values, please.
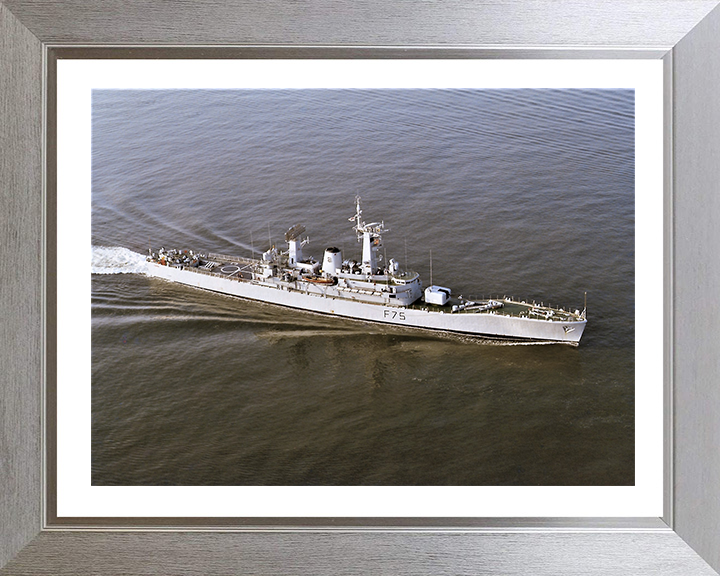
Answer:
[2, 1, 720, 574]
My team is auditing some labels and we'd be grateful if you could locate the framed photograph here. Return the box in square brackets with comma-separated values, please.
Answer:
[2, 1, 720, 575]
[57, 59, 662, 521]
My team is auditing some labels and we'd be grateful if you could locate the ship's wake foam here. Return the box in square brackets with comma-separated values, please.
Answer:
[92, 246, 148, 274]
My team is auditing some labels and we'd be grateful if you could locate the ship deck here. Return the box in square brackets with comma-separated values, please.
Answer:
[153, 252, 583, 324]
[409, 298, 582, 323]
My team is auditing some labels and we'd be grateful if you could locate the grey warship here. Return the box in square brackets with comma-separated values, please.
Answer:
[147, 198, 587, 344]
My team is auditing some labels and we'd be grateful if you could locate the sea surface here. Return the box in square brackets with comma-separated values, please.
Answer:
[91, 88, 635, 485]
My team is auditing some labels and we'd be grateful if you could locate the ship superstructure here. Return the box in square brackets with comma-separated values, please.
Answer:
[146, 198, 587, 344]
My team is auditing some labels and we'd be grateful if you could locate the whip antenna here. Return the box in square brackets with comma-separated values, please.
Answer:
[430, 250, 433, 286]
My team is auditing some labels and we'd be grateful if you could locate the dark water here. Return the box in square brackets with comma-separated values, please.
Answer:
[91, 88, 634, 486]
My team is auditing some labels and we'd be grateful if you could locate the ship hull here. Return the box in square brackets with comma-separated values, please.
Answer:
[147, 262, 586, 345]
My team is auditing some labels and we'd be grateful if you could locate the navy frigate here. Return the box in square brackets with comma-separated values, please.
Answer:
[146, 198, 587, 344]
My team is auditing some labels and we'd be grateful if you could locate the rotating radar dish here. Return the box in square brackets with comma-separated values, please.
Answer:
[285, 224, 306, 242]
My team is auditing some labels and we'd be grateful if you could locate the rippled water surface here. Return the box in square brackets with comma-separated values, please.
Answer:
[92, 89, 634, 485]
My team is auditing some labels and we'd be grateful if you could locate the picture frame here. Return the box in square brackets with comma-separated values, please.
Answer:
[2, 1, 719, 574]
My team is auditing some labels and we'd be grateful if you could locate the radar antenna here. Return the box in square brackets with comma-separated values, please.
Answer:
[349, 196, 388, 241]
[285, 224, 306, 242]
[349, 195, 364, 241]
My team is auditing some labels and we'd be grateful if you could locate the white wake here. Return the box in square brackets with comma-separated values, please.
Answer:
[92, 246, 148, 275]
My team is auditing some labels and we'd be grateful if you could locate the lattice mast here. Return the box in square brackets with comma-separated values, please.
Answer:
[349, 196, 388, 275]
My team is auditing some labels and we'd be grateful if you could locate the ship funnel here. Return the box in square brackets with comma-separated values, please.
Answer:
[322, 247, 342, 275]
